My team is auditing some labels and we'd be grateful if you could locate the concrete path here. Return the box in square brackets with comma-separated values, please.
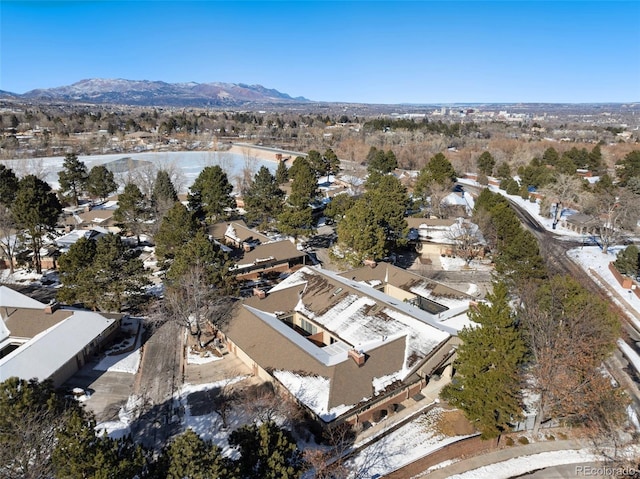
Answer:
[131, 320, 183, 450]
[390, 438, 584, 479]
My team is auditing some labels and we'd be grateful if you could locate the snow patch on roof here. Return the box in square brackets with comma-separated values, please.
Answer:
[273, 370, 354, 421]
[0, 285, 47, 309]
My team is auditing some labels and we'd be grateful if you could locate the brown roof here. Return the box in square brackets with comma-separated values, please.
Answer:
[208, 220, 270, 244]
[226, 266, 456, 417]
[3, 308, 73, 339]
[227, 296, 407, 412]
[342, 263, 471, 300]
[77, 209, 115, 224]
[239, 240, 306, 265]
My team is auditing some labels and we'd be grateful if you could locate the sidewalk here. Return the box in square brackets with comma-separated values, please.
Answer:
[408, 439, 584, 479]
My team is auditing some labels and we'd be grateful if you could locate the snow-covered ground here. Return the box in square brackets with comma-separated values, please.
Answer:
[187, 346, 224, 365]
[345, 407, 472, 478]
[569, 247, 640, 332]
[94, 317, 142, 373]
[178, 377, 249, 458]
[448, 450, 601, 479]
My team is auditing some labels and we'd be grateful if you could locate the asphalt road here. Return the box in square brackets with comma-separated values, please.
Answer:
[131, 320, 183, 450]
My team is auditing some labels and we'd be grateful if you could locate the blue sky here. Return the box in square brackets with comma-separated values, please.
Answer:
[1, 1, 639, 103]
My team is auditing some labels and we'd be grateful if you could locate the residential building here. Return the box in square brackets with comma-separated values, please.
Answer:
[0, 286, 121, 387]
[223, 264, 473, 427]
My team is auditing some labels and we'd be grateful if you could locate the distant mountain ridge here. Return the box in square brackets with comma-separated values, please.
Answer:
[12, 78, 309, 107]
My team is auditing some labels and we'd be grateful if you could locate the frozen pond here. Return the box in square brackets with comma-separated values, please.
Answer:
[1, 150, 279, 193]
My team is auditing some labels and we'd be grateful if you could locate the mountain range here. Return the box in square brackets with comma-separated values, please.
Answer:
[0, 78, 310, 107]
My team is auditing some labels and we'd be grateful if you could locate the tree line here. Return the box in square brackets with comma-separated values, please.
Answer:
[441, 190, 627, 456]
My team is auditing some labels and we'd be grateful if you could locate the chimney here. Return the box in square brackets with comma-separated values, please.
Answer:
[348, 349, 366, 366]
[253, 288, 266, 299]
[363, 259, 377, 268]
[44, 300, 60, 314]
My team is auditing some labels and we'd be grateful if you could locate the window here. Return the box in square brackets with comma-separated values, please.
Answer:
[300, 318, 317, 335]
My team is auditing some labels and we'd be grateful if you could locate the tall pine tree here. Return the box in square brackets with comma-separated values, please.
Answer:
[243, 166, 285, 230]
[441, 281, 526, 438]
[188, 165, 235, 223]
[58, 153, 88, 207]
[12, 175, 62, 273]
[229, 421, 304, 479]
[86, 164, 117, 202]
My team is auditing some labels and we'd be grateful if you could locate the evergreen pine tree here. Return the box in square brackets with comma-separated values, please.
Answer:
[275, 160, 289, 185]
[0, 164, 18, 206]
[113, 182, 150, 245]
[154, 429, 231, 479]
[0, 377, 80, 478]
[477, 151, 496, 176]
[152, 169, 179, 220]
[542, 147, 559, 166]
[243, 166, 285, 230]
[229, 421, 304, 479]
[59, 233, 149, 311]
[86, 165, 117, 202]
[337, 199, 387, 265]
[288, 159, 318, 209]
[614, 244, 640, 277]
[426, 152, 457, 185]
[12, 174, 62, 273]
[188, 165, 235, 223]
[441, 282, 526, 438]
[57, 236, 98, 305]
[154, 202, 199, 262]
[58, 153, 88, 206]
[167, 230, 233, 292]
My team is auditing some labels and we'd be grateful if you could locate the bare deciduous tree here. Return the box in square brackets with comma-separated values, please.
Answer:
[303, 422, 356, 479]
[518, 276, 623, 435]
[163, 262, 237, 348]
[583, 189, 640, 253]
[445, 219, 485, 265]
[537, 173, 585, 224]
[0, 205, 18, 274]
[429, 178, 455, 219]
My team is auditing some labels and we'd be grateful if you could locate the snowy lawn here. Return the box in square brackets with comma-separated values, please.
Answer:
[187, 346, 224, 365]
[93, 318, 143, 374]
[177, 378, 260, 456]
[345, 407, 474, 478]
[568, 246, 640, 331]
